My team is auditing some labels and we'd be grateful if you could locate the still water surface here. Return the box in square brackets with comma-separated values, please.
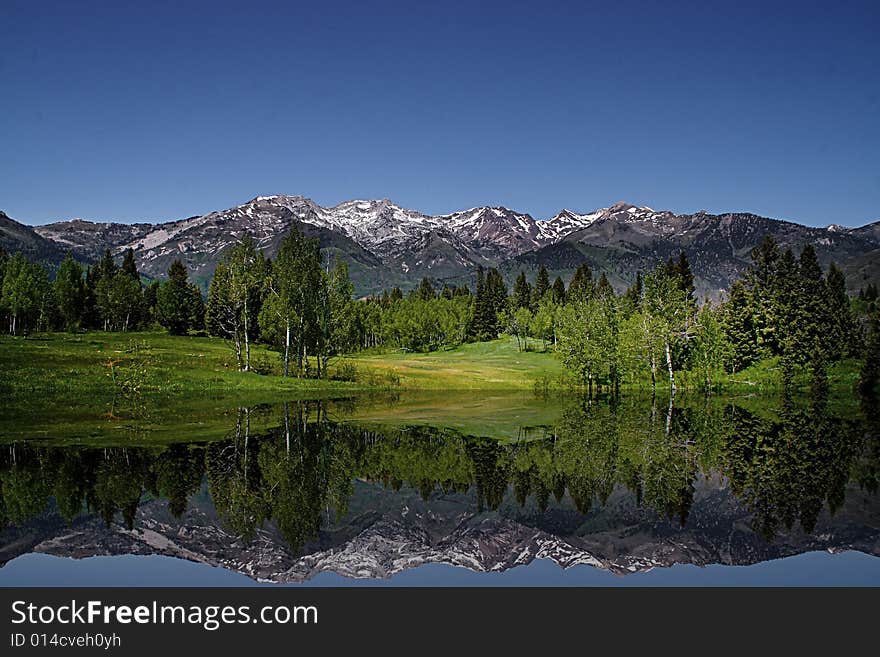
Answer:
[1, 391, 878, 585]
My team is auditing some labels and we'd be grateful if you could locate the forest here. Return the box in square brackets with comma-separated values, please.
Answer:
[2, 225, 880, 394]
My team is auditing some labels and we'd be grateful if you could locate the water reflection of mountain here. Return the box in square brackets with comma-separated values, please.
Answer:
[1, 395, 879, 582]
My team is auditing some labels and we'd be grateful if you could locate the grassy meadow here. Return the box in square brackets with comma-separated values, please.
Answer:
[0, 330, 864, 399]
[0, 330, 867, 445]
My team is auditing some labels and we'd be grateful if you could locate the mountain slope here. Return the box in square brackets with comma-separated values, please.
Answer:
[0, 211, 71, 271]
[501, 203, 880, 297]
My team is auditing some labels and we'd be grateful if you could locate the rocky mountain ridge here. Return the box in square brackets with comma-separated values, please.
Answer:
[1, 196, 877, 296]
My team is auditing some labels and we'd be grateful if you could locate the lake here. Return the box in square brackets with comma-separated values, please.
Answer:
[1, 389, 879, 586]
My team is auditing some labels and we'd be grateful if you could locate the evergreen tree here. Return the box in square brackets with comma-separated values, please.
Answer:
[667, 252, 696, 301]
[793, 244, 828, 363]
[121, 248, 139, 281]
[81, 266, 100, 329]
[567, 263, 593, 303]
[513, 271, 531, 309]
[54, 253, 85, 332]
[0, 246, 7, 290]
[723, 281, 758, 372]
[595, 273, 613, 299]
[417, 277, 435, 301]
[467, 266, 487, 340]
[825, 262, 858, 360]
[551, 276, 566, 304]
[860, 309, 880, 392]
[94, 248, 118, 283]
[773, 249, 800, 357]
[533, 266, 550, 305]
[143, 280, 161, 325]
[622, 272, 643, 314]
[747, 236, 781, 354]
[485, 268, 508, 335]
[156, 260, 203, 335]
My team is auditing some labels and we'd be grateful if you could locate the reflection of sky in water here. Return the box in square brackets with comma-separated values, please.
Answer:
[3, 552, 879, 587]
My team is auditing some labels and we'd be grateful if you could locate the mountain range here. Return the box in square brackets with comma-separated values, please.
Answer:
[2, 196, 879, 296]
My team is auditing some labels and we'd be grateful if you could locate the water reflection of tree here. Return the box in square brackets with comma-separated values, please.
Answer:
[1, 392, 878, 550]
[722, 389, 864, 539]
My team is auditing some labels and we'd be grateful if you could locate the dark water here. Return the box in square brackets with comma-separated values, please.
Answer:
[1, 391, 879, 586]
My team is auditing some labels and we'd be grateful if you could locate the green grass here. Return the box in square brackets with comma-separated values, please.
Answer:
[0, 330, 866, 444]
[346, 337, 563, 390]
[0, 331, 364, 395]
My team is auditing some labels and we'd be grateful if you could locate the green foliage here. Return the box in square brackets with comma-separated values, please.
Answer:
[206, 236, 267, 371]
[512, 271, 531, 309]
[156, 259, 204, 335]
[567, 263, 593, 303]
[467, 266, 507, 340]
[557, 295, 619, 391]
[95, 271, 143, 332]
[1, 252, 52, 335]
[860, 309, 880, 393]
[54, 253, 86, 332]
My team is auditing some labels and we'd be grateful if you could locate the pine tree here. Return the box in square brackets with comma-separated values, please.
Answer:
[793, 244, 828, 363]
[157, 260, 201, 335]
[747, 236, 781, 354]
[121, 248, 139, 281]
[667, 252, 696, 301]
[860, 308, 880, 392]
[551, 276, 566, 304]
[54, 253, 85, 332]
[94, 248, 118, 283]
[595, 273, 613, 299]
[533, 266, 550, 305]
[485, 268, 508, 336]
[468, 267, 486, 339]
[417, 277, 435, 301]
[773, 249, 800, 357]
[622, 272, 643, 313]
[724, 280, 758, 372]
[82, 266, 100, 329]
[825, 262, 858, 360]
[513, 271, 531, 309]
[567, 263, 593, 303]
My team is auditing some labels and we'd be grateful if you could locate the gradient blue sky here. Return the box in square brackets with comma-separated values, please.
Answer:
[2, 0, 878, 227]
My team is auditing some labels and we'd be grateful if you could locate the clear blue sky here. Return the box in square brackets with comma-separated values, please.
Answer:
[2, 0, 878, 227]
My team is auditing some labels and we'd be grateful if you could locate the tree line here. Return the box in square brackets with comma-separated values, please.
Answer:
[2, 228, 879, 390]
[0, 245, 204, 336]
